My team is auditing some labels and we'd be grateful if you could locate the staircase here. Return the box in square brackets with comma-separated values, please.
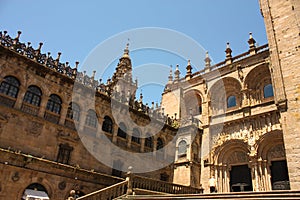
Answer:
[124, 190, 300, 199]
[73, 171, 300, 200]
[74, 170, 203, 200]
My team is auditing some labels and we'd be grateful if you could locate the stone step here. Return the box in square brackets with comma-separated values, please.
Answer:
[122, 190, 300, 200]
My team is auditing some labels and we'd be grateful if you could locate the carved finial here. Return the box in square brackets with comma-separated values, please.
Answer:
[174, 64, 180, 82]
[56, 52, 61, 61]
[205, 51, 211, 72]
[92, 70, 96, 78]
[27, 42, 31, 48]
[248, 32, 257, 55]
[75, 61, 79, 69]
[185, 59, 192, 80]
[37, 42, 43, 51]
[3, 31, 7, 36]
[15, 31, 22, 40]
[225, 42, 232, 64]
[122, 42, 130, 58]
[139, 91, 143, 102]
[168, 65, 173, 83]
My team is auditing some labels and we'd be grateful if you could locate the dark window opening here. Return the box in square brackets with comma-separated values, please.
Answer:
[57, 143, 73, 164]
[227, 95, 237, 108]
[117, 123, 127, 139]
[230, 164, 253, 192]
[102, 116, 113, 133]
[264, 84, 274, 98]
[85, 109, 97, 128]
[46, 94, 62, 114]
[23, 85, 42, 106]
[0, 76, 20, 98]
[271, 160, 290, 190]
[178, 140, 187, 157]
[157, 138, 164, 150]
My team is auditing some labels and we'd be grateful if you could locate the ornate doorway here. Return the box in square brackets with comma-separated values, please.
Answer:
[270, 160, 290, 190]
[230, 165, 253, 192]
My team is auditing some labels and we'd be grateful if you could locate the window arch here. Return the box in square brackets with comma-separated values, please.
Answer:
[145, 133, 153, 148]
[23, 183, 49, 200]
[66, 102, 80, 121]
[157, 137, 164, 150]
[102, 116, 113, 133]
[46, 94, 62, 114]
[178, 140, 187, 157]
[117, 123, 127, 139]
[131, 128, 140, 144]
[23, 85, 42, 106]
[0, 76, 20, 98]
[85, 109, 97, 128]
[227, 95, 237, 108]
[264, 84, 274, 98]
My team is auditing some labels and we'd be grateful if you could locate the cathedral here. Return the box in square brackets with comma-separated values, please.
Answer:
[0, 0, 300, 199]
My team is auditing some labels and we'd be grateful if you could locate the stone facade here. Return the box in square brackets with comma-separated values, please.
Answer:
[259, 0, 300, 190]
[0, 36, 176, 199]
[0, 0, 299, 198]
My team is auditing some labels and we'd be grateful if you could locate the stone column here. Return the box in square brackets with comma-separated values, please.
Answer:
[140, 137, 145, 152]
[265, 160, 272, 191]
[14, 85, 26, 109]
[218, 164, 223, 192]
[38, 94, 49, 117]
[78, 110, 87, 132]
[59, 103, 69, 125]
[112, 124, 119, 143]
[224, 165, 229, 192]
[127, 129, 132, 148]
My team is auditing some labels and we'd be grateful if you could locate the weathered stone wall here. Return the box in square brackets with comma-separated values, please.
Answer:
[259, 0, 300, 189]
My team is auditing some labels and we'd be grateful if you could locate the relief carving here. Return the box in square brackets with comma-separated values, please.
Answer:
[228, 151, 248, 164]
[58, 181, 66, 190]
[25, 120, 43, 136]
[268, 144, 285, 160]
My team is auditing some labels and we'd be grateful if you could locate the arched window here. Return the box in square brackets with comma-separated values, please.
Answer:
[227, 95, 237, 108]
[145, 133, 153, 148]
[85, 109, 97, 128]
[102, 116, 113, 133]
[178, 140, 187, 157]
[57, 143, 73, 164]
[66, 102, 80, 121]
[264, 84, 274, 98]
[46, 94, 62, 114]
[23, 85, 42, 106]
[157, 137, 164, 150]
[131, 128, 140, 144]
[22, 183, 49, 200]
[117, 123, 127, 139]
[0, 76, 20, 98]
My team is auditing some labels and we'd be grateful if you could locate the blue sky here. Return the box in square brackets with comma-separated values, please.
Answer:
[0, 0, 267, 104]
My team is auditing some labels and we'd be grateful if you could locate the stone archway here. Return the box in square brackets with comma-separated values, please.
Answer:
[211, 140, 250, 193]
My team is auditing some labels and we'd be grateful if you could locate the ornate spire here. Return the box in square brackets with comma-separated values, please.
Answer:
[225, 42, 232, 64]
[185, 59, 193, 80]
[122, 42, 130, 58]
[204, 51, 211, 72]
[174, 64, 180, 82]
[248, 32, 257, 55]
[168, 65, 173, 83]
